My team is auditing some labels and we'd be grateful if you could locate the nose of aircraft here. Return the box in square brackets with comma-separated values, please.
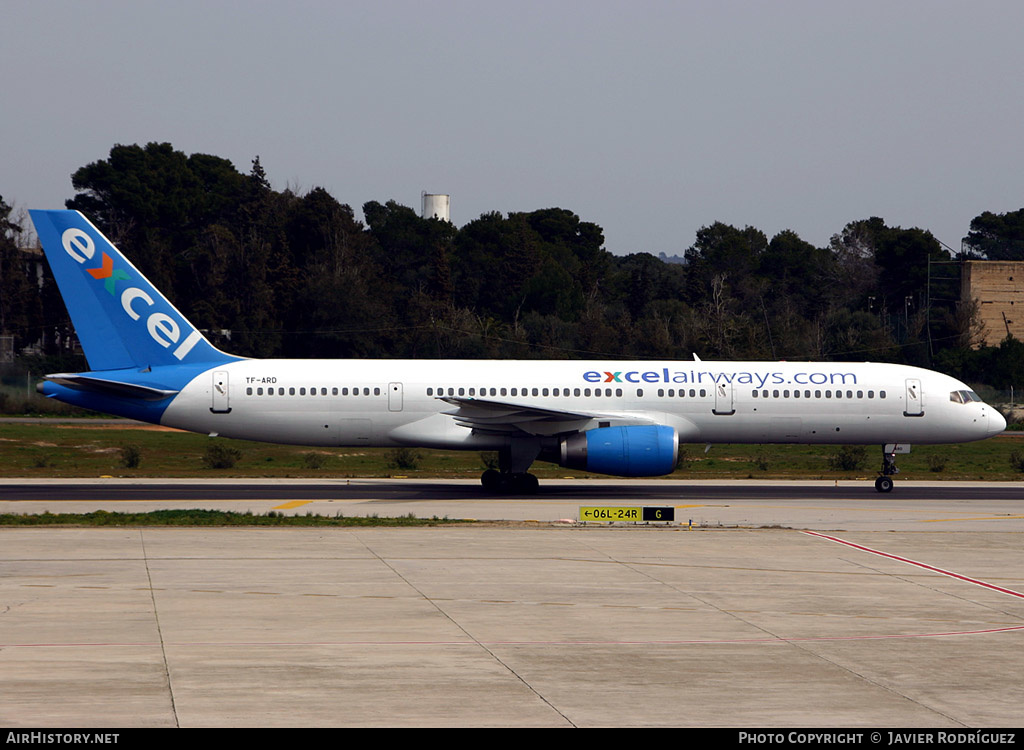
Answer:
[989, 408, 1007, 437]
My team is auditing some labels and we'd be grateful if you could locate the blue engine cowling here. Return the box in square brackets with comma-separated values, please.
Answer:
[559, 425, 678, 477]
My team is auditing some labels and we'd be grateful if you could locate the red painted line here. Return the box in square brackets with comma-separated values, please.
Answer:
[803, 530, 1024, 600]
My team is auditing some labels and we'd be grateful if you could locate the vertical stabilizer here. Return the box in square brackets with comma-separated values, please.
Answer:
[30, 210, 237, 371]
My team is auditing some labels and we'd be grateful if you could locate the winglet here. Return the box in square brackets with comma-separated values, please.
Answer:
[30, 210, 237, 371]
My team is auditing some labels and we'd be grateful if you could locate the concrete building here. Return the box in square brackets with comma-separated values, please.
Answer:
[961, 260, 1024, 346]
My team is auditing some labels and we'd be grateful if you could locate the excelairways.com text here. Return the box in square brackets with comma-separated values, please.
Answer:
[583, 369, 857, 388]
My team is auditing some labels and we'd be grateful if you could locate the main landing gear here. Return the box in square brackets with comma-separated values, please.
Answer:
[874, 447, 900, 493]
[481, 469, 540, 494]
[480, 441, 542, 494]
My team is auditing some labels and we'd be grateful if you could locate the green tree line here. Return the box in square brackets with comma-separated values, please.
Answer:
[2, 142, 1023, 389]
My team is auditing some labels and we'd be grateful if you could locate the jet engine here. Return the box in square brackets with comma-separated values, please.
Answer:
[559, 425, 678, 477]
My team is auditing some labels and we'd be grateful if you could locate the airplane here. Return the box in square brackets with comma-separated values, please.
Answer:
[30, 209, 1006, 493]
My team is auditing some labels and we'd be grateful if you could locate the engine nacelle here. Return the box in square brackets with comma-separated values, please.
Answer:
[559, 425, 678, 477]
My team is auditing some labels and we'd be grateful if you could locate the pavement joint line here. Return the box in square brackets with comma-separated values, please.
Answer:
[348, 529, 578, 727]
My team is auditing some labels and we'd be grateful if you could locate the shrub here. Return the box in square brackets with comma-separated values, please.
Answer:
[31, 454, 54, 469]
[302, 452, 327, 470]
[203, 442, 242, 469]
[828, 446, 868, 472]
[926, 454, 947, 473]
[387, 447, 422, 470]
[119, 444, 142, 469]
[1010, 450, 1024, 473]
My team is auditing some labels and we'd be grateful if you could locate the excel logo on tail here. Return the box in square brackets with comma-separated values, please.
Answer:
[85, 250, 131, 294]
[61, 227, 202, 361]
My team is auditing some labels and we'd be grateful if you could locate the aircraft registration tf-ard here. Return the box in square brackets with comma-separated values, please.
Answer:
[31, 210, 1005, 493]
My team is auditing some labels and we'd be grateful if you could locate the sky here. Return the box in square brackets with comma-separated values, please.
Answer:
[4, 0, 1024, 255]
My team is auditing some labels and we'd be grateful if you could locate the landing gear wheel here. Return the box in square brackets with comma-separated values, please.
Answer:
[875, 475, 893, 493]
[481, 469, 503, 493]
[508, 473, 540, 494]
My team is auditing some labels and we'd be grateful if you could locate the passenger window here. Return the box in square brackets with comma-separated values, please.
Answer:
[374, 387, 380, 396]
[246, 387, 252, 395]
[300, 388, 306, 396]
[637, 389, 644, 397]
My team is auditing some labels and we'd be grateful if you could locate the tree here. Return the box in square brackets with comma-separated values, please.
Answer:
[0, 197, 43, 353]
[963, 208, 1024, 260]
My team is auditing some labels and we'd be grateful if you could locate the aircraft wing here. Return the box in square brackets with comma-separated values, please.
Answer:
[437, 396, 654, 436]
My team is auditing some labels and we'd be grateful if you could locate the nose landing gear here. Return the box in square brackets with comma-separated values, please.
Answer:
[875, 447, 900, 492]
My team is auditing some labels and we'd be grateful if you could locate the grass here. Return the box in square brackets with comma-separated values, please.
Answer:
[0, 421, 1022, 480]
[0, 509, 465, 527]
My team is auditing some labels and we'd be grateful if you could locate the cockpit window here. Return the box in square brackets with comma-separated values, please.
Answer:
[950, 390, 982, 404]
[950, 391, 964, 404]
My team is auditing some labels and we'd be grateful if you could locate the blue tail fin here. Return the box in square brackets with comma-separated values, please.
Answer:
[30, 210, 237, 371]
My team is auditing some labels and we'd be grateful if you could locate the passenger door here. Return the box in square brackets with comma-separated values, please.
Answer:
[211, 370, 230, 413]
[904, 378, 923, 417]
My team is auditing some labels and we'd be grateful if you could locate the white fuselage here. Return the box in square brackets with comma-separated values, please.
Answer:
[161, 359, 1004, 450]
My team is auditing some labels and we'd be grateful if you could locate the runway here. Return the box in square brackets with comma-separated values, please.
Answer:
[3, 478, 1024, 532]
[2, 480, 1024, 727]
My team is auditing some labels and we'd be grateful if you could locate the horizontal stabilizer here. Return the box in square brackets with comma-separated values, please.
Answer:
[43, 373, 179, 402]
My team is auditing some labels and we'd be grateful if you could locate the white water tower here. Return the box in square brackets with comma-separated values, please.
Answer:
[421, 192, 450, 222]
